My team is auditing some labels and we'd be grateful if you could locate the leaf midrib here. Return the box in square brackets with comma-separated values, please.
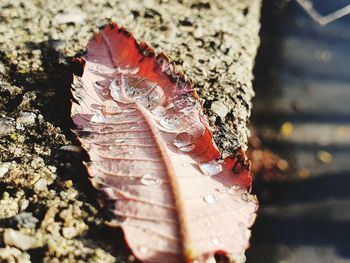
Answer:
[136, 102, 189, 262]
[101, 33, 189, 261]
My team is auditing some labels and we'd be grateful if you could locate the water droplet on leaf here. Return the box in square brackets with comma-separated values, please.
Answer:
[91, 112, 105, 123]
[101, 100, 121, 115]
[173, 132, 196, 152]
[110, 79, 127, 102]
[114, 138, 126, 143]
[199, 161, 222, 176]
[230, 185, 240, 192]
[212, 237, 223, 246]
[217, 188, 228, 193]
[141, 173, 162, 186]
[160, 115, 181, 131]
[94, 80, 105, 90]
[203, 194, 216, 204]
[151, 106, 166, 117]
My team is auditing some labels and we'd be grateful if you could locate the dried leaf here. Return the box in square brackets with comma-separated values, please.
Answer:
[71, 23, 258, 263]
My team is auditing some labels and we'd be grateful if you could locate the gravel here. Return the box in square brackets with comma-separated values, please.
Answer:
[0, 0, 261, 262]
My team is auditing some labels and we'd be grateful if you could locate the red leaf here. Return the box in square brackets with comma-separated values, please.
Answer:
[71, 23, 258, 263]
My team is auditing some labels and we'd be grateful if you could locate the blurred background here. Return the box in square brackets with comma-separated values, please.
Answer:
[246, 0, 350, 262]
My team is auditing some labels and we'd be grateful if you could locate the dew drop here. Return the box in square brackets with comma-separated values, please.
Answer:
[160, 116, 181, 131]
[94, 80, 105, 90]
[101, 100, 121, 115]
[217, 188, 228, 193]
[109, 79, 127, 102]
[140, 173, 162, 186]
[198, 161, 222, 176]
[165, 102, 174, 110]
[212, 237, 223, 246]
[178, 144, 195, 152]
[134, 84, 164, 110]
[151, 106, 166, 117]
[231, 185, 240, 190]
[110, 89, 121, 101]
[203, 194, 216, 204]
[91, 112, 105, 123]
[173, 132, 196, 152]
[121, 75, 150, 98]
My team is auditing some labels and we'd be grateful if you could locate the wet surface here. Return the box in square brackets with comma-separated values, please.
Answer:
[247, 1, 350, 262]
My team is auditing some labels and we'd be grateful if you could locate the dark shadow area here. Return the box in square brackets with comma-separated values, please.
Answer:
[256, 140, 350, 154]
[252, 216, 350, 257]
[0, 40, 133, 260]
[253, 112, 350, 125]
[15, 40, 78, 141]
[255, 171, 350, 205]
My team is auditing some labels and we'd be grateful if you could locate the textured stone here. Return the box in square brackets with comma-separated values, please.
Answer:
[3, 229, 40, 250]
[0, 0, 261, 261]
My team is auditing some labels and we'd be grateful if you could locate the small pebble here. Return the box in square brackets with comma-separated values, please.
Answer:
[0, 118, 15, 136]
[211, 101, 228, 119]
[19, 199, 30, 211]
[34, 178, 48, 191]
[4, 229, 39, 250]
[0, 163, 10, 177]
[16, 112, 36, 125]
[64, 180, 73, 188]
[62, 226, 78, 239]
[53, 11, 86, 24]
[31, 157, 44, 169]
[13, 212, 39, 228]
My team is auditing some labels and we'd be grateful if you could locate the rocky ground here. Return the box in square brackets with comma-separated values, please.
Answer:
[0, 0, 261, 262]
